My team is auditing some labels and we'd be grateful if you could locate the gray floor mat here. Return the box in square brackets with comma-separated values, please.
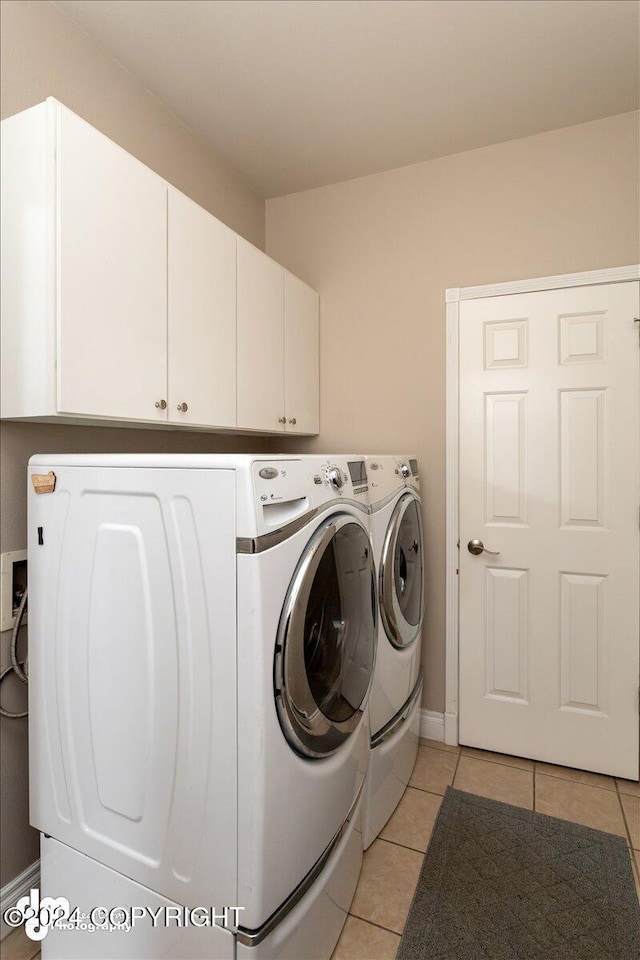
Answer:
[397, 786, 640, 960]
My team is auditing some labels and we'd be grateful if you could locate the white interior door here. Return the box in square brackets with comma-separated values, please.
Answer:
[57, 107, 168, 421]
[168, 188, 237, 428]
[458, 281, 639, 779]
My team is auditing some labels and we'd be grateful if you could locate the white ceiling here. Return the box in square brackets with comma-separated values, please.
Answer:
[54, 0, 639, 198]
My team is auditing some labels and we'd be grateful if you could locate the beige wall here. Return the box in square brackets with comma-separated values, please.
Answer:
[0, 0, 267, 890]
[266, 110, 640, 715]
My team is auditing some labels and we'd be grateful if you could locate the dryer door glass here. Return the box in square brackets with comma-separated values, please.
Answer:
[380, 493, 425, 649]
[275, 514, 377, 758]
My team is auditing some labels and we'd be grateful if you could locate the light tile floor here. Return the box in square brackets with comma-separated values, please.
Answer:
[0, 927, 40, 960]
[331, 739, 640, 960]
[2, 742, 638, 960]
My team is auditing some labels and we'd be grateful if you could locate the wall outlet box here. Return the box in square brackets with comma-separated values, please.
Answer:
[0, 550, 28, 633]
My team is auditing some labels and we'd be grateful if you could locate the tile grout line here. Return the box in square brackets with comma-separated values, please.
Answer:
[462, 752, 620, 792]
[533, 765, 536, 811]
[348, 836, 428, 938]
[535, 768, 622, 794]
[460, 745, 630, 792]
[378, 834, 433, 856]
[615, 779, 636, 852]
[451, 745, 463, 787]
[347, 909, 403, 939]
[460, 751, 532, 773]
[409, 784, 449, 799]
[455, 749, 622, 795]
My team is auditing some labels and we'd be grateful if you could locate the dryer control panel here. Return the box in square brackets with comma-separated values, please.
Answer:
[365, 455, 420, 505]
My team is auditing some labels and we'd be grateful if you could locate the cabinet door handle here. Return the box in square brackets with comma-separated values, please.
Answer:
[278, 416, 287, 424]
[177, 402, 188, 412]
[288, 418, 297, 425]
[155, 399, 167, 410]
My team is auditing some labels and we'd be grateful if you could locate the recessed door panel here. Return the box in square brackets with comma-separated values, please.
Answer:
[485, 393, 528, 526]
[484, 319, 528, 369]
[560, 572, 606, 714]
[485, 567, 528, 703]
[560, 389, 605, 528]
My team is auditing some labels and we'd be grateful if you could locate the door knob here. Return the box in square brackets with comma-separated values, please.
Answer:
[278, 416, 287, 424]
[176, 402, 188, 412]
[288, 418, 297, 425]
[467, 539, 500, 557]
[155, 399, 167, 410]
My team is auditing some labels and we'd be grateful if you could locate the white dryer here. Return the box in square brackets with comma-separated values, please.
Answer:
[362, 455, 425, 849]
[28, 454, 376, 960]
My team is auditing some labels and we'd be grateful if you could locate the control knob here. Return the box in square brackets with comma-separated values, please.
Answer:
[326, 466, 344, 491]
[400, 463, 411, 479]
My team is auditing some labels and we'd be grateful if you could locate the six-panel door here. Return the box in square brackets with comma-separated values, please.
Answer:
[458, 282, 640, 779]
[56, 107, 169, 422]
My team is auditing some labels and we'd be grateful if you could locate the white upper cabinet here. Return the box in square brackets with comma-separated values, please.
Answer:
[237, 240, 320, 434]
[284, 272, 320, 435]
[57, 108, 168, 422]
[237, 238, 285, 432]
[0, 99, 319, 435]
[168, 188, 236, 428]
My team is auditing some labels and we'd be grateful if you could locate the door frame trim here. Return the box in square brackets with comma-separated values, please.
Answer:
[444, 263, 640, 746]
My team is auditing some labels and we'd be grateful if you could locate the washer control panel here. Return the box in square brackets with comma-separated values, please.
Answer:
[326, 464, 345, 491]
[310, 458, 369, 505]
[252, 459, 309, 506]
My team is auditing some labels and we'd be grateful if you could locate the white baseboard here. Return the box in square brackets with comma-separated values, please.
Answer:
[419, 709, 445, 742]
[0, 859, 40, 941]
[444, 712, 459, 746]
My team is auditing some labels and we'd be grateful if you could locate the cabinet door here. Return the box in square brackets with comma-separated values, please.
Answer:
[284, 272, 319, 435]
[56, 107, 168, 421]
[237, 238, 285, 431]
[168, 189, 236, 428]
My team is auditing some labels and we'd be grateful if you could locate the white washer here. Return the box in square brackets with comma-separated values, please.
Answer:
[28, 454, 376, 960]
[362, 455, 425, 849]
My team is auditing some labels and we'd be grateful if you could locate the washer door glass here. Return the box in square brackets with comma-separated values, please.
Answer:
[380, 493, 425, 649]
[275, 513, 377, 758]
